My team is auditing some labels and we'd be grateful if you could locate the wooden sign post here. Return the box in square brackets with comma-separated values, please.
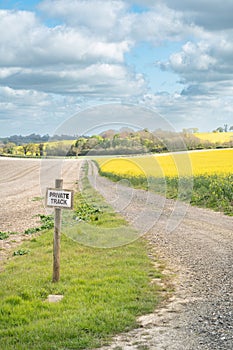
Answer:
[46, 179, 74, 283]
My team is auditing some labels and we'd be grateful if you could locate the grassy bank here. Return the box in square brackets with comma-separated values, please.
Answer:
[0, 166, 164, 349]
[63, 163, 141, 248]
[99, 170, 233, 216]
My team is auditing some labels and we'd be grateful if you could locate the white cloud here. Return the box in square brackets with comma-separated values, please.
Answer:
[161, 0, 233, 31]
[0, 8, 143, 100]
[164, 41, 217, 73]
[142, 92, 233, 131]
[39, 0, 128, 34]
[154, 22, 233, 129]
[39, 0, 200, 43]
[0, 85, 83, 135]
[0, 86, 49, 104]
[0, 1, 233, 135]
[159, 33, 233, 86]
[0, 63, 146, 97]
[0, 10, 131, 67]
[128, 5, 197, 43]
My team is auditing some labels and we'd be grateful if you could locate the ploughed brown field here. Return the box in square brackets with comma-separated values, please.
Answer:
[0, 157, 81, 233]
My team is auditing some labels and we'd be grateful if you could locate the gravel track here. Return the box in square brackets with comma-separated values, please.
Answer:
[87, 160, 233, 350]
[0, 157, 232, 349]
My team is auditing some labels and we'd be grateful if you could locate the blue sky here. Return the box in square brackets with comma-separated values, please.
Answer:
[0, 0, 233, 136]
[0, 0, 40, 11]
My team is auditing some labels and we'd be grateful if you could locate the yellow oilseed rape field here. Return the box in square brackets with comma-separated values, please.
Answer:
[98, 149, 233, 215]
[99, 149, 233, 178]
[194, 132, 233, 143]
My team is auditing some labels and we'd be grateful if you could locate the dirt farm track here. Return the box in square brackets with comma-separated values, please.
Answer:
[0, 157, 233, 350]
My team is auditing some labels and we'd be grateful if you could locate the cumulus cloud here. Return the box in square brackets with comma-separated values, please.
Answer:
[128, 5, 196, 43]
[158, 35, 233, 86]
[0, 8, 145, 100]
[159, 41, 217, 79]
[0, 85, 83, 135]
[143, 92, 233, 131]
[161, 0, 233, 31]
[0, 64, 146, 97]
[39, 0, 128, 35]
[0, 10, 131, 67]
[155, 3, 233, 113]
[39, 0, 199, 43]
[0, 0, 233, 135]
[0, 86, 50, 105]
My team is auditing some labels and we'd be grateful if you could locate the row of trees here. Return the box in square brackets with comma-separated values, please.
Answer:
[0, 133, 76, 146]
[213, 125, 233, 133]
[0, 142, 72, 157]
[0, 142, 45, 156]
[69, 129, 232, 156]
[1, 128, 233, 157]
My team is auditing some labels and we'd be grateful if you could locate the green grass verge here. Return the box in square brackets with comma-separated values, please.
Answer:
[0, 165, 164, 350]
[62, 162, 141, 248]
[99, 170, 233, 216]
[0, 234, 161, 350]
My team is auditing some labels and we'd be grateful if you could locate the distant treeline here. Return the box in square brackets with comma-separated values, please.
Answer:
[0, 129, 233, 157]
[0, 133, 76, 145]
[69, 129, 233, 156]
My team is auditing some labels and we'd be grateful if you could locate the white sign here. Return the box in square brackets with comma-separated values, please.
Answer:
[46, 188, 74, 209]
